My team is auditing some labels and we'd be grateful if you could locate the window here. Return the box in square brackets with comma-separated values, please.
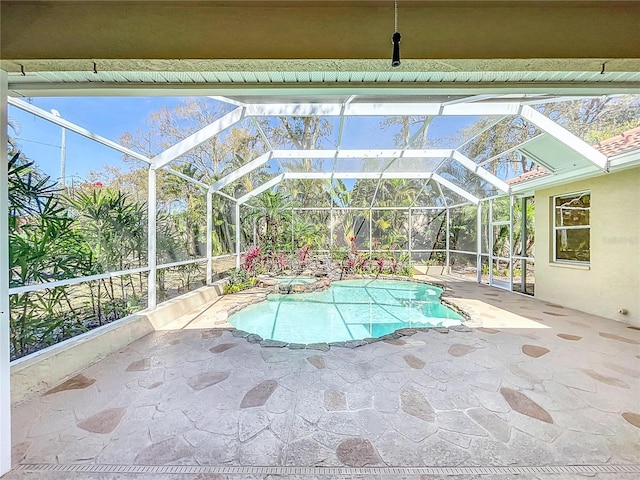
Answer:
[553, 191, 590, 263]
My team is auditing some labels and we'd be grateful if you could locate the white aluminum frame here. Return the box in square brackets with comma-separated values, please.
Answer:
[8, 97, 151, 164]
[1, 69, 12, 477]
[520, 105, 608, 171]
[552, 190, 591, 265]
[210, 152, 272, 193]
[152, 107, 245, 168]
[245, 101, 523, 118]
[147, 167, 157, 309]
[206, 191, 213, 285]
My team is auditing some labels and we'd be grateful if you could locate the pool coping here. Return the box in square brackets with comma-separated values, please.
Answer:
[218, 274, 472, 351]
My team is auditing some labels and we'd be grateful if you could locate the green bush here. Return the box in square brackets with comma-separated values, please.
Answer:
[223, 268, 257, 294]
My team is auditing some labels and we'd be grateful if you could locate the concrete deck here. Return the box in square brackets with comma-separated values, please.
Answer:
[6, 276, 640, 479]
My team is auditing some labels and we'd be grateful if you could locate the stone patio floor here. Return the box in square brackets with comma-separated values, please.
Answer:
[6, 275, 640, 479]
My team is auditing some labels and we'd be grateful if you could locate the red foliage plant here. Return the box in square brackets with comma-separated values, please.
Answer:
[243, 245, 261, 273]
[297, 245, 311, 265]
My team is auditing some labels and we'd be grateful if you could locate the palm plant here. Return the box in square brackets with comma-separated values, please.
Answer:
[66, 185, 147, 321]
[9, 152, 96, 359]
[245, 190, 295, 254]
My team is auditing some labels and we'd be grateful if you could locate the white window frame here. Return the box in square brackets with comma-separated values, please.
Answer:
[553, 190, 591, 265]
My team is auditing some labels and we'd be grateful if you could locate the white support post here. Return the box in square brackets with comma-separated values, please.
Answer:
[521, 196, 528, 293]
[147, 167, 157, 310]
[509, 196, 514, 291]
[235, 203, 241, 269]
[59, 126, 66, 188]
[330, 207, 334, 269]
[1, 69, 12, 477]
[408, 208, 413, 267]
[291, 208, 294, 254]
[369, 208, 373, 258]
[488, 199, 494, 286]
[206, 191, 213, 285]
[477, 202, 483, 284]
[446, 208, 451, 271]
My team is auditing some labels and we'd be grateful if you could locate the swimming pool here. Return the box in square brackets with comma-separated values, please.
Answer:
[228, 279, 463, 344]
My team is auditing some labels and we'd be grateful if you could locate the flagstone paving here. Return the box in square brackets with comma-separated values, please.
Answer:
[6, 275, 640, 479]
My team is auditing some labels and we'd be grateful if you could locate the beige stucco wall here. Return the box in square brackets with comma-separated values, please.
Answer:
[535, 167, 640, 326]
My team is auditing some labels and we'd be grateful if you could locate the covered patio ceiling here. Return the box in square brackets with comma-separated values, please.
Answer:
[2, 1, 639, 97]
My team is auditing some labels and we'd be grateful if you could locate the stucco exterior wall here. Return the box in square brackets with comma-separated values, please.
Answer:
[534, 167, 640, 326]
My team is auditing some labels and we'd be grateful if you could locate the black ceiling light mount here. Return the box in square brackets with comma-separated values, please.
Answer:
[391, 0, 401, 67]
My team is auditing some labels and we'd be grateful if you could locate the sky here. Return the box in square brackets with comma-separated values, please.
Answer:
[9, 96, 187, 182]
[9, 95, 483, 188]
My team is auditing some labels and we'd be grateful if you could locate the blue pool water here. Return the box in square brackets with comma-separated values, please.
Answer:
[228, 279, 463, 344]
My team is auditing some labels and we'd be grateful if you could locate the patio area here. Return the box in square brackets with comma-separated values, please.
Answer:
[6, 276, 640, 479]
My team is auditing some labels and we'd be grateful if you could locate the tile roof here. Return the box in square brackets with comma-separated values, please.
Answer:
[506, 167, 550, 185]
[593, 126, 640, 157]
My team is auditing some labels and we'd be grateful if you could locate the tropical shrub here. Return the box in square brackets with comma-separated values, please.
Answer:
[9, 153, 97, 358]
[223, 268, 257, 294]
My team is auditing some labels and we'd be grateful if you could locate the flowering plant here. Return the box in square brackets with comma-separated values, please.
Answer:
[276, 253, 289, 271]
[243, 245, 262, 273]
[297, 245, 311, 265]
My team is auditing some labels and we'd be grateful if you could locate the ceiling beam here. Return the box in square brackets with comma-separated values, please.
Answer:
[163, 167, 210, 191]
[246, 102, 522, 117]
[284, 172, 435, 180]
[272, 149, 454, 159]
[210, 152, 272, 192]
[451, 151, 510, 193]
[152, 107, 244, 168]
[431, 174, 480, 205]
[236, 174, 284, 205]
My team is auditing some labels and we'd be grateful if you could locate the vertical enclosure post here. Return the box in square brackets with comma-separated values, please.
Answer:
[477, 202, 483, 284]
[329, 207, 334, 271]
[235, 203, 241, 269]
[59, 125, 66, 188]
[147, 167, 157, 310]
[509, 196, 514, 291]
[206, 190, 213, 285]
[291, 208, 295, 254]
[408, 208, 412, 268]
[445, 207, 450, 272]
[521, 196, 528, 293]
[488, 199, 494, 286]
[1, 69, 12, 476]
[369, 208, 373, 258]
